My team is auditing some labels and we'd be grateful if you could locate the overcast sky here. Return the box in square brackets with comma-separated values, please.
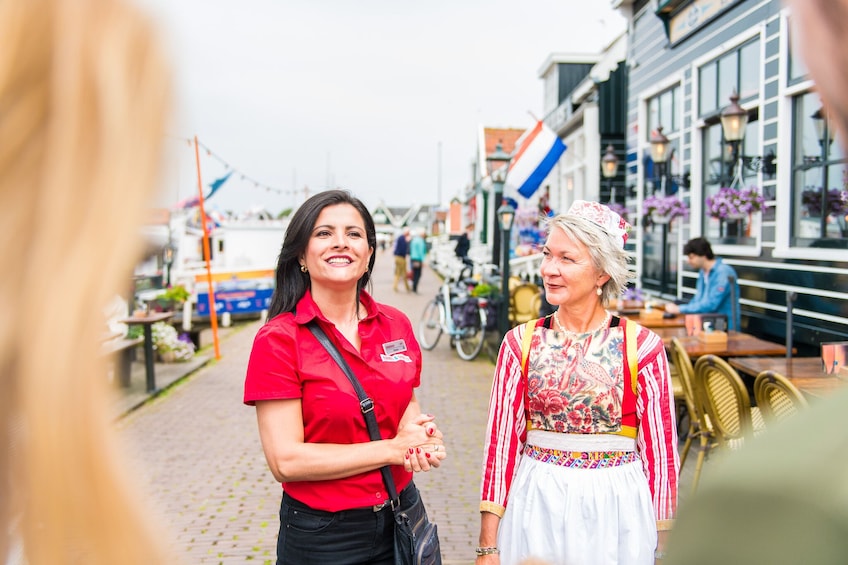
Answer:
[135, 0, 626, 215]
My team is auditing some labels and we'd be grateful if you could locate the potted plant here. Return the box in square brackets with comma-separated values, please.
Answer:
[152, 284, 190, 312]
[705, 185, 766, 220]
[643, 194, 688, 224]
[618, 286, 644, 310]
[151, 321, 196, 362]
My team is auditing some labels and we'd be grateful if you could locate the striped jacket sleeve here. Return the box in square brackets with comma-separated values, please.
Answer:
[479, 324, 527, 517]
[634, 325, 680, 523]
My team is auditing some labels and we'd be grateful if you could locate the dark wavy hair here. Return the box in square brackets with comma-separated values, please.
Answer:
[267, 189, 377, 319]
[682, 237, 714, 259]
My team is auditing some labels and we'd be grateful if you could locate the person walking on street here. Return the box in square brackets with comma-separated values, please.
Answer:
[455, 224, 474, 271]
[476, 201, 678, 565]
[244, 190, 446, 564]
[409, 228, 427, 294]
[663, 237, 740, 331]
[393, 227, 411, 292]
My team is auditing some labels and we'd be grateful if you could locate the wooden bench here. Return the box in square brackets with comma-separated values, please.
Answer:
[101, 336, 143, 387]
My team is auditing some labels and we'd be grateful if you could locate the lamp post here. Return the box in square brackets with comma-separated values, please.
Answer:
[602, 144, 619, 204]
[497, 201, 515, 338]
[812, 106, 835, 237]
[719, 89, 748, 186]
[163, 241, 176, 287]
[649, 127, 671, 295]
[649, 127, 670, 196]
[487, 142, 512, 265]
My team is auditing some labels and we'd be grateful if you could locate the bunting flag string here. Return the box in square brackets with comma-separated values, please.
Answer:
[170, 135, 300, 198]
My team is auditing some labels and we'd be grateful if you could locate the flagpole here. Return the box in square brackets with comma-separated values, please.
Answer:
[194, 135, 221, 360]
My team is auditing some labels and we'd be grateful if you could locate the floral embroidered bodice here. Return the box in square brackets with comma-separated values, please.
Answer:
[526, 324, 625, 434]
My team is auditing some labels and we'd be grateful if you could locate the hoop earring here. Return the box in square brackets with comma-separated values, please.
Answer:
[300, 264, 308, 273]
[596, 286, 603, 296]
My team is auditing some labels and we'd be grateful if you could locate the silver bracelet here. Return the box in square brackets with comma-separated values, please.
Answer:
[475, 546, 500, 556]
[655, 550, 666, 560]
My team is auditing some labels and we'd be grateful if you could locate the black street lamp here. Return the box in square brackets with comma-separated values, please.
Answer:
[163, 241, 176, 287]
[812, 106, 836, 237]
[487, 142, 512, 265]
[497, 201, 515, 337]
[602, 144, 619, 203]
[649, 126, 670, 195]
[812, 106, 836, 150]
[719, 89, 748, 184]
[648, 128, 672, 295]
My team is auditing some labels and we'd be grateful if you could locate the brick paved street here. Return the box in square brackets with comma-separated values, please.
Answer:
[117, 245, 702, 564]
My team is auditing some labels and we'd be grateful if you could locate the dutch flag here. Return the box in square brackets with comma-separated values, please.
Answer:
[505, 120, 567, 198]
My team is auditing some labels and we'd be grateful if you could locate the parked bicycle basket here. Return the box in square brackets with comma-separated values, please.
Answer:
[483, 299, 499, 331]
[452, 297, 479, 329]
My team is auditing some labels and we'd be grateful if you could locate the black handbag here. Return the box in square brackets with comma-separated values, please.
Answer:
[307, 322, 442, 565]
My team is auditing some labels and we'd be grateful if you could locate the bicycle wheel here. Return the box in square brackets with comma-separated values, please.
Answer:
[455, 302, 486, 360]
[418, 299, 443, 350]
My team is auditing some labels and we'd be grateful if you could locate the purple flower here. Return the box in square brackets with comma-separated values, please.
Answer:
[801, 187, 848, 216]
[607, 203, 629, 222]
[705, 186, 765, 219]
[643, 195, 689, 220]
[622, 286, 644, 301]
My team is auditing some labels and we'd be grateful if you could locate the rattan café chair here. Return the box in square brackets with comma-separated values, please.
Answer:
[754, 370, 809, 425]
[509, 283, 542, 326]
[669, 337, 714, 493]
[693, 354, 765, 451]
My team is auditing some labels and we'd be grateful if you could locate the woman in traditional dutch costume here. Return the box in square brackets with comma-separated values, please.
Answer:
[476, 201, 679, 565]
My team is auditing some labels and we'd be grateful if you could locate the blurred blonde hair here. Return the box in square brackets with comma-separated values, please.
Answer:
[0, 0, 173, 562]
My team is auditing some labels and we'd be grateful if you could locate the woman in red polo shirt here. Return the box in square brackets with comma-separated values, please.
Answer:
[244, 189, 446, 564]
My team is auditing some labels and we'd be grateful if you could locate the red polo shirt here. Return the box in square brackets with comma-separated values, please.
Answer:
[244, 289, 421, 511]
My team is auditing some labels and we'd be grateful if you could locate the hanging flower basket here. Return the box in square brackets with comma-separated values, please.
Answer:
[801, 187, 848, 217]
[607, 202, 629, 223]
[643, 194, 688, 224]
[705, 186, 765, 220]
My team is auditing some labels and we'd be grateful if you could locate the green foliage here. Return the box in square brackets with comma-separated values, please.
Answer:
[158, 284, 190, 303]
[471, 283, 497, 298]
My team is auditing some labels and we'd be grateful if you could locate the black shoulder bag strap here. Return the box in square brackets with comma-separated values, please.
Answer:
[306, 321, 401, 504]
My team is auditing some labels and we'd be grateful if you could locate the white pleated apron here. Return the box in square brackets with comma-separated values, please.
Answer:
[498, 430, 657, 565]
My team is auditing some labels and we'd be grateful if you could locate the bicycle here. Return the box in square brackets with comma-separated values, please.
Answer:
[418, 266, 497, 361]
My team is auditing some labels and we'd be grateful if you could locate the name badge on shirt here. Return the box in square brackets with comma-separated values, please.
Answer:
[382, 339, 407, 356]
[381, 353, 412, 363]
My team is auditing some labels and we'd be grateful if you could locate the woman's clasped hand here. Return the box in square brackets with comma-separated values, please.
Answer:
[398, 415, 447, 472]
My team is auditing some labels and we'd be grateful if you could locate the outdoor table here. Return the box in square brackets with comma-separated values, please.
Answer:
[728, 356, 847, 399]
[653, 328, 789, 359]
[119, 311, 174, 393]
[619, 311, 686, 328]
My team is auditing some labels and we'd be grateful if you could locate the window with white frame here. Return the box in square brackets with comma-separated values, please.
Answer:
[699, 38, 760, 117]
[790, 92, 848, 248]
[646, 85, 683, 195]
[698, 38, 762, 246]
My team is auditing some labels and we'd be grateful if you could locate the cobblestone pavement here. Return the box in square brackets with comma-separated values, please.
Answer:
[117, 248, 701, 564]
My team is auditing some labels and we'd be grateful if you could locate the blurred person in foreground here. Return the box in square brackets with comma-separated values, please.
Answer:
[664, 1, 848, 563]
[476, 201, 678, 565]
[0, 0, 173, 562]
[663, 237, 740, 330]
[244, 189, 446, 564]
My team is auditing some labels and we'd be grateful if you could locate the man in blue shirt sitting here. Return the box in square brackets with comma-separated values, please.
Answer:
[664, 237, 740, 330]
